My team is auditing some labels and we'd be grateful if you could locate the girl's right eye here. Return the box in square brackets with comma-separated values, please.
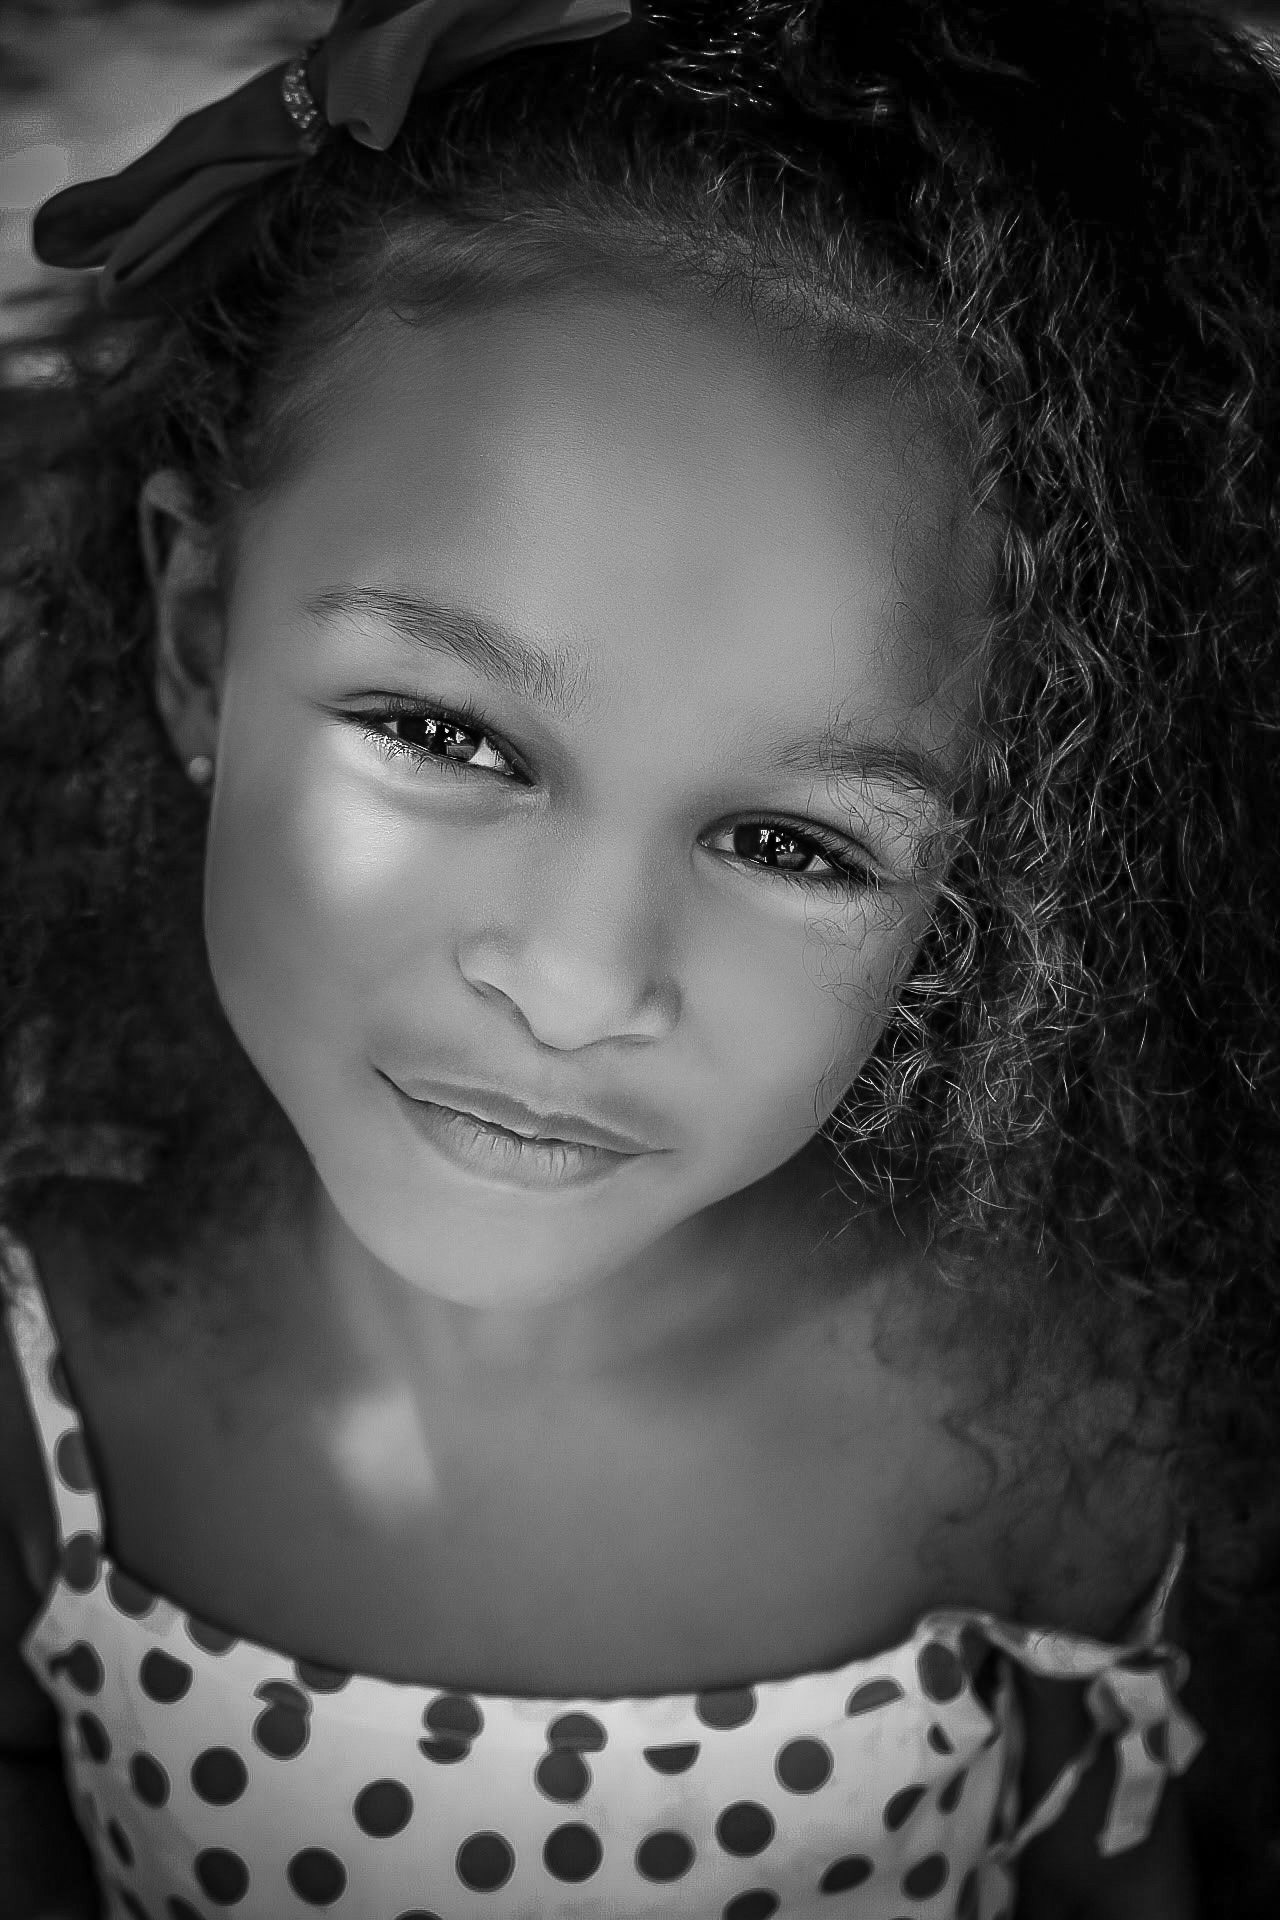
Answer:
[352, 696, 520, 779]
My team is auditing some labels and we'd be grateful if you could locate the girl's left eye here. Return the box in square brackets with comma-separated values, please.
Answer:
[347, 698, 885, 894]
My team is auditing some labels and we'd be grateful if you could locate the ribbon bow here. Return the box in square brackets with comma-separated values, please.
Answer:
[32, 0, 633, 313]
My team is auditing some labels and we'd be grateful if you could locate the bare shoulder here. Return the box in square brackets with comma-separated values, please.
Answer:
[844, 1211, 1197, 1911]
[992, 1364, 1181, 1638]
[817, 1187, 1183, 1640]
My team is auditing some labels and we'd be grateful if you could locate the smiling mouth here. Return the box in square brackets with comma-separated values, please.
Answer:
[384, 1080, 639, 1192]
[382, 1074, 656, 1156]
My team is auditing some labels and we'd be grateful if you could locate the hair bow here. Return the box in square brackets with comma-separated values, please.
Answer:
[31, 0, 633, 314]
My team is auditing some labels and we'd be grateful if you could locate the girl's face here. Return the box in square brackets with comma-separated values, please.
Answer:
[151, 290, 992, 1314]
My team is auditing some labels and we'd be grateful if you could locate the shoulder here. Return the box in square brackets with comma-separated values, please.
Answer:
[848, 1194, 1184, 1639]
[780, 1179, 1182, 1640]
[1004, 1371, 1182, 1639]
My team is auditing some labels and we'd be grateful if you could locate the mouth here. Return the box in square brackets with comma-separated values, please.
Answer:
[381, 1076, 645, 1193]
[383, 1076, 657, 1157]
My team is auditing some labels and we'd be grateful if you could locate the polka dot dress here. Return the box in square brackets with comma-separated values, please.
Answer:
[0, 1226, 1205, 1920]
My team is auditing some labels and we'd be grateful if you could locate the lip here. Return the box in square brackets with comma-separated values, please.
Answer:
[384, 1082, 638, 1193]
[382, 1075, 658, 1156]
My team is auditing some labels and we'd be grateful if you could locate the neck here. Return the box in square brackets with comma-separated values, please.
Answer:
[298, 1133, 866, 1399]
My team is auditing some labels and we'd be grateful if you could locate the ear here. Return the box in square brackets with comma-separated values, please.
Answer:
[139, 468, 228, 771]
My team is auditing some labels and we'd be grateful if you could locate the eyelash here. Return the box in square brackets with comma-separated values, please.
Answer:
[350, 694, 885, 894]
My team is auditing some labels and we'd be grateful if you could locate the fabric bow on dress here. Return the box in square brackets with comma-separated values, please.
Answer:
[31, 0, 633, 312]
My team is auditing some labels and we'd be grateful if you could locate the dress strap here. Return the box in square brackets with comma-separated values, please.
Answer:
[979, 1531, 1205, 1861]
[1123, 1528, 1187, 1645]
[0, 1222, 106, 1554]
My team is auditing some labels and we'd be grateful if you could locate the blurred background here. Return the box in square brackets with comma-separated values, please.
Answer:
[2, 0, 1279, 372]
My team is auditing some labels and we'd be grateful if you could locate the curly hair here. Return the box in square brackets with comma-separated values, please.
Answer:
[2, 0, 1278, 1905]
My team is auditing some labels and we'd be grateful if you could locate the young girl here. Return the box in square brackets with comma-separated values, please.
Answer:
[1, 0, 1277, 1914]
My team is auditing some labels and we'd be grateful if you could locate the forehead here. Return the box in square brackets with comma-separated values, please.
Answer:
[242, 289, 993, 737]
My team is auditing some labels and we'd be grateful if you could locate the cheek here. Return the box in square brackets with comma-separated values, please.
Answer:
[201, 735, 447, 1068]
[700, 903, 913, 1134]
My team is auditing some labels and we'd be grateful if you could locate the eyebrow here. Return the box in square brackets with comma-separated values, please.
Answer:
[765, 729, 958, 813]
[304, 583, 958, 812]
[303, 585, 592, 719]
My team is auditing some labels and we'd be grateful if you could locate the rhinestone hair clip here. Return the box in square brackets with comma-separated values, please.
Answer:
[32, 0, 633, 313]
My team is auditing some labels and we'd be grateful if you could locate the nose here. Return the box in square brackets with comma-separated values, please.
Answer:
[456, 837, 681, 1051]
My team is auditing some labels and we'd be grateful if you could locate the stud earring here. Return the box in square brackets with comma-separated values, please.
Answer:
[186, 754, 215, 788]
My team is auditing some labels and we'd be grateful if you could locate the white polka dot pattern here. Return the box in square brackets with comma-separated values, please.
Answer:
[0, 1224, 1203, 1920]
